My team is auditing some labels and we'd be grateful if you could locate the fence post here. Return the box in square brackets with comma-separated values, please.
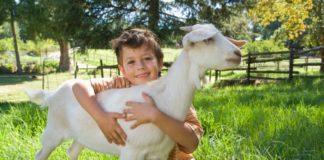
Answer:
[247, 52, 251, 82]
[215, 70, 218, 81]
[74, 62, 79, 79]
[209, 70, 212, 82]
[100, 59, 104, 78]
[288, 47, 295, 81]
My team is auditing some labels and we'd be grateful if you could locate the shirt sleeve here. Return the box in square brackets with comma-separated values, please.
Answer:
[184, 106, 204, 141]
[174, 105, 204, 160]
[89, 78, 113, 94]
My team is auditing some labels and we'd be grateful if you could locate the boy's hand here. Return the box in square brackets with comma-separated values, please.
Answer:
[97, 112, 127, 145]
[106, 76, 131, 89]
[124, 92, 161, 129]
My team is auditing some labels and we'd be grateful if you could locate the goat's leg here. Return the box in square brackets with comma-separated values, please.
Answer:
[67, 140, 84, 160]
[36, 129, 63, 160]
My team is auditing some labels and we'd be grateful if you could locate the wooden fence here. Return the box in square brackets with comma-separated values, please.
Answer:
[245, 45, 324, 81]
[74, 45, 324, 83]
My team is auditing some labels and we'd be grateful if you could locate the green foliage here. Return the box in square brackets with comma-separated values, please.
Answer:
[243, 39, 288, 54]
[0, 38, 13, 52]
[0, 60, 58, 74]
[0, 34, 58, 56]
[0, 63, 16, 73]
[249, 0, 313, 40]
[43, 60, 59, 74]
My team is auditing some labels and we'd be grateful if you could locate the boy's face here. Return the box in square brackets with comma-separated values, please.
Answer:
[118, 44, 163, 85]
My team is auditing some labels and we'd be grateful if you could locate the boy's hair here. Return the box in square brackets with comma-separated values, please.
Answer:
[111, 28, 163, 65]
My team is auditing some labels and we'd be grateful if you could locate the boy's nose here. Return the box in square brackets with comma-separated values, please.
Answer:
[136, 61, 145, 70]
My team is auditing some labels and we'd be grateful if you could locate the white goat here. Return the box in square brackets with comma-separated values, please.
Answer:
[26, 24, 243, 160]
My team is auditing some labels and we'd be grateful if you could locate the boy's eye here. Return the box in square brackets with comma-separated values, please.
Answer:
[144, 57, 153, 61]
[127, 60, 135, 64]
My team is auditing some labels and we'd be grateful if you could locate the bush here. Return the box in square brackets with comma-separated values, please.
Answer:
[0, 63, 16, 74]
[0, 60, 59, 74]
[22, 62, 41, 74]
[43, 60, 59, 74]
[243, 39, 288, 55]
[0, 38, 13, 52]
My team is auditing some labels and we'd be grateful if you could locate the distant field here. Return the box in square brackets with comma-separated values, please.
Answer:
[0, 75, 323, 159]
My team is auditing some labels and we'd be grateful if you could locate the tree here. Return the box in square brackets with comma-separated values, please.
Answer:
[249, 0, 313, 40]
[249, 0, 324, 72]
[306, 0, 324, 72]
[19, 0, 87, 71]
[0, 0, 22, 73]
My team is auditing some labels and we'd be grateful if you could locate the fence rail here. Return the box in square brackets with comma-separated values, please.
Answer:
[245, 45, 324, 82]
[73, 45, 324, 84]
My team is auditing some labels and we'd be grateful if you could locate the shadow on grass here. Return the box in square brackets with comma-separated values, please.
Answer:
[0, 74, 39, 85]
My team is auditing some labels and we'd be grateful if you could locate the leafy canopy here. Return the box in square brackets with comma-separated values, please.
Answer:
[249, 0, 313, 40]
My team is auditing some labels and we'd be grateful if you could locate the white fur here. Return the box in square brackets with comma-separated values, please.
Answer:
[26, 24, 242, 160]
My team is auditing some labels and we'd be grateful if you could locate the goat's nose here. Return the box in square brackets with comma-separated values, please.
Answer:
[234, 50, 241, 57]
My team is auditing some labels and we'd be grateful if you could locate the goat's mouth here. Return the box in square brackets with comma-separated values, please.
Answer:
[226, 58, 241, 65]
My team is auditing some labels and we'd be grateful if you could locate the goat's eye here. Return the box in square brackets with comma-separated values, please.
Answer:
[190, 42, 195, 46]
[204, 38, 214, 44]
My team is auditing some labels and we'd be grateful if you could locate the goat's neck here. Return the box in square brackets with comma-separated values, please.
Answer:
[157, 52, 203, 121]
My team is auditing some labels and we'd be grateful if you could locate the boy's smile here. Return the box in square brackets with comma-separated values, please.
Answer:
[118, 44, 163, 85]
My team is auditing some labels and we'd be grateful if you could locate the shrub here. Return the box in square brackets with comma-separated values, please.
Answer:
[0, 63, 16, 74]
[0, 38, 13, 52]
[0, 60, 59, 74]
[243, 39, 288, 55]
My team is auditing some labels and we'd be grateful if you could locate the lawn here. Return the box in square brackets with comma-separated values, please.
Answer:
[0, 74, 323, 159]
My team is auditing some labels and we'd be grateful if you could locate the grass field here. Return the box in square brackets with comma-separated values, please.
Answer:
[0, 73, 323, 159]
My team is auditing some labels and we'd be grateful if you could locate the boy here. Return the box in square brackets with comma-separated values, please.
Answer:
[72, 28, 203, 159]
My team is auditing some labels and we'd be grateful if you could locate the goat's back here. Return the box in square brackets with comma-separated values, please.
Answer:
[43, 79, 174, 157]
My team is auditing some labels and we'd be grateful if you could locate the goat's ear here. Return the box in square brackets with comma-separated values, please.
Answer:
[180, 26, 193, 32]
[182, 29, 217, 47]
[226, 37, 247, 48]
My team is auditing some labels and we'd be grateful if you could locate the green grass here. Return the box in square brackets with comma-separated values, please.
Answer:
[0, 76, 323, 159]
[194, 78, 324, 159]
[0, 102, 118, 159]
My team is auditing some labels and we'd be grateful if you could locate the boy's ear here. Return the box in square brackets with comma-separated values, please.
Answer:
[158, 58, 164, 70]
[118, 64, 126, 75]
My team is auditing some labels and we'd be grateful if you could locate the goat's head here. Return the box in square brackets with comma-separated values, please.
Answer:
[180, 24, 246, 89]
[181, 24, 245, 70]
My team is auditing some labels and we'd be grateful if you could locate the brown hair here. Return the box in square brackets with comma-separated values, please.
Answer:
[111, 28, 163, 65]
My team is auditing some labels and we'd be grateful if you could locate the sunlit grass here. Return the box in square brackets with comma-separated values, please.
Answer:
[0, 75, 323, 159]
[194, 78, 324, 159]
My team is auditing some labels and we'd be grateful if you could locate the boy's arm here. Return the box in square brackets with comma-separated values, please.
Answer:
[72, 80, 127, 145]
[124, 92, 202, 153]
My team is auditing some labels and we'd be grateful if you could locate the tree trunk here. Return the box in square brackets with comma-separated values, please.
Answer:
[58, 38, 70, 72]
[148, 0, 159, 33]
[10, 4, 22, 74]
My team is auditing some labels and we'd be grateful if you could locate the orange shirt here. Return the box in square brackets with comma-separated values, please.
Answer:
[90, 78, 203, 160]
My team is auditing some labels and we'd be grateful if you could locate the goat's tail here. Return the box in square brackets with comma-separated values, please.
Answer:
[25, 89, 52, 108]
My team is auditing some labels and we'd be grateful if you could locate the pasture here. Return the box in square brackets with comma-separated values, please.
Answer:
[0, 72, 323, 159]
